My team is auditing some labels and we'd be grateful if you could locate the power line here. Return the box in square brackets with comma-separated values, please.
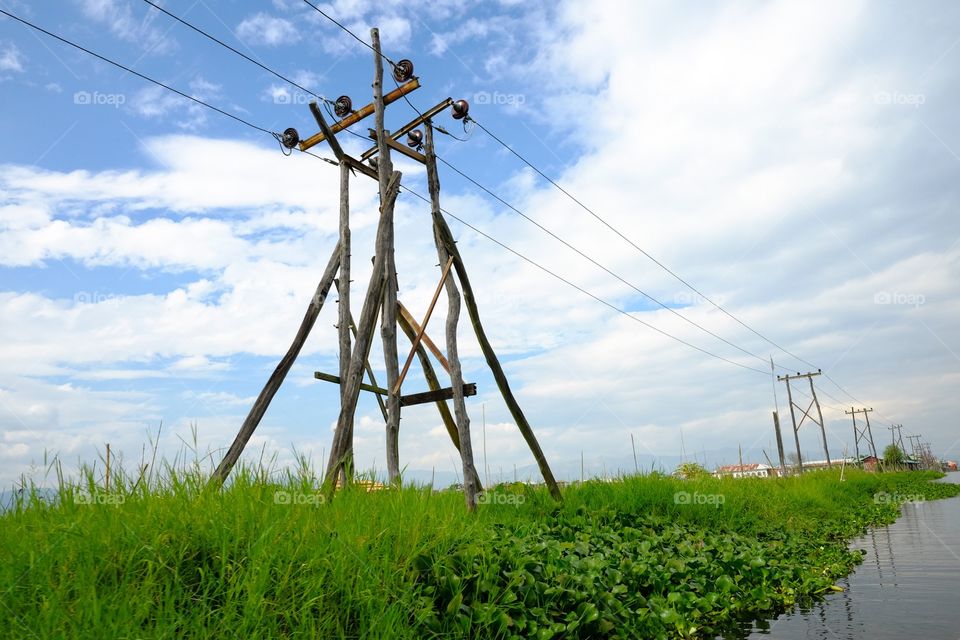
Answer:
[399, 186, 769, 376]
[140, 0, 334, 106]
[0, 7, 274, 136]
[436, 155, 772, 367]
[468, 117, 821, 371]
[7, 4, 853, 381]
[300, 0, 397, 66]
[288, 0, 886, 413]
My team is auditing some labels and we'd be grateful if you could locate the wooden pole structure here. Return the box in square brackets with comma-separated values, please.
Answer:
[212, 242, 341, 485]
[808, 376, 831, 467]
[394, 256, 454, 393]
[324, 173, 401, 487]
[424, 124, 562, 502]
[425, 123, 478, 511]
[371, 28, 402, 485]
[336, 162, 353, 483]
[630, 433, 638, 473]
[782, 376, 804, 474]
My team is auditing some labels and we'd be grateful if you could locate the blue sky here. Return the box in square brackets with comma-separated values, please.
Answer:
[1, 0, 959, 487]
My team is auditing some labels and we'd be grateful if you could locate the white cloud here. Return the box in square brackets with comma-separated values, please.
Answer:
[0, 41, 25, 73]
[76, 0, 176, 54]
[236, 13, 301, 46]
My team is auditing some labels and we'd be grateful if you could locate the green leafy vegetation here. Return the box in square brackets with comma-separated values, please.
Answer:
[1, 464, 957, 639]
[883, 444, 906, 465]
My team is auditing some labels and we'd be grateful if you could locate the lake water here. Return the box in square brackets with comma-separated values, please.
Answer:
[744, 473, 960, 639]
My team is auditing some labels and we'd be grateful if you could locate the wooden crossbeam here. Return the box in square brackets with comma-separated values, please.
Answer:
[298, 78, 421, 152]
[401, 383, 477, 407]
[368, 129, 427, 164]
[397, 302, 450, 373]
[360, 98, 452, 161]
[394, 256, 454, 393]
[314, 371, 475, 407]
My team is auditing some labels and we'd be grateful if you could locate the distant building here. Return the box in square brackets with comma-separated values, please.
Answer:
[943, 460, 958, 472]
[713, 463, 775, 478]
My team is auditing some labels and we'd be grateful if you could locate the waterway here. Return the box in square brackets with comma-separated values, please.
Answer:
[744, 472, 960, 639]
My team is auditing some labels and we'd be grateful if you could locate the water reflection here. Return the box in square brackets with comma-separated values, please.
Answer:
[742, 474, 960, 639]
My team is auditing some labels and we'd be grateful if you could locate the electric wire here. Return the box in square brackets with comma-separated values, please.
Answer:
[140, 0, 335, 106]
[0, 7, 274, 135]
[9, 5, 878, 385]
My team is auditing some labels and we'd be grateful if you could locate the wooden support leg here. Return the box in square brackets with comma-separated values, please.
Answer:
[211, 241, 341, 485]
[325, 171, 402, 488]
[371, 27, 402, 485]
[425, 125, 478, 511]
[397, 312, 483, 491]
[424, 124, 562, 502]
[336, 162, 353, 484]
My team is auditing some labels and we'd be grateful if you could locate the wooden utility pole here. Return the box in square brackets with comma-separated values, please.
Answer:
[845, 407, 876, 460]
[336, 161, 353, 483]
[772, 410, 787, 476]
[213, 26, 561, 508]
[422, 123, 562, 501]
[778, 370, 832, 472]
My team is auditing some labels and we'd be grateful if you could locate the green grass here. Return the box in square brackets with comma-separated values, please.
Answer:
[2, 461, 958, 639]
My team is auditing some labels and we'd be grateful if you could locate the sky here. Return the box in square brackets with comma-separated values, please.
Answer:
[1, 0, 958, 488]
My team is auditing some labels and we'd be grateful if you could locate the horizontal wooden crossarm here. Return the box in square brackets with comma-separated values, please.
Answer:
[400, 383, 477, 407]
[314, 371, 475, 407]
[298, 78, 421, 151]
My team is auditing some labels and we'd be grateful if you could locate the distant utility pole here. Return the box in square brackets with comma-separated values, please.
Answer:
[845, 407, 876, 460]
[778, 370, 831, 473]
[907, 434, 923, 459]
[888, 423, 906, 452]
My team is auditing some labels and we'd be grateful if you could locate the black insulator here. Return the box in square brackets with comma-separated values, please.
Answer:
[334, 95, 353, 118]
[451, 99, 469, 120]
[281, 127, 300, 149]
[406, 130, 423, 148]
[393, 59, 415, 82]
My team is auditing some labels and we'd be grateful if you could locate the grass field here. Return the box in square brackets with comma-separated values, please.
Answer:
[2, 461, 958, 639]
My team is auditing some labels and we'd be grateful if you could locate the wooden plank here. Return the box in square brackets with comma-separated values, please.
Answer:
[397, 302, 449, 373]
[212, 241, 341, 485]
[360, 98, 453, 161]
[368, 130, 427, 164]
[341, 155, 379, 182]
[308, 101, 345, 161]
[394, 256, 453, 394]
[314, 371, 388, 396]
[400, 383, 477, 407]
[298, 78, 420, 151]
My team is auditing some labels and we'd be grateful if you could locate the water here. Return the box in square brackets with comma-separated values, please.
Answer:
[745, 473, 960, 639]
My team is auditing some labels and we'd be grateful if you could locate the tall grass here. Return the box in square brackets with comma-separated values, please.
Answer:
[1, 450, 956, 639]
